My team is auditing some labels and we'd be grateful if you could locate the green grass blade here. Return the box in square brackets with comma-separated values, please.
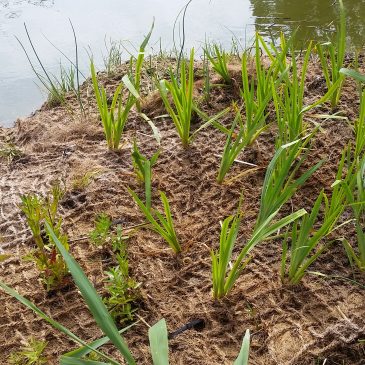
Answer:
[60, 358, 110, 365]
[64, 324, 135, 359]
[149, 319, 169, 365]
[45, 222, 136, 365]
[233, 329, 250, 365]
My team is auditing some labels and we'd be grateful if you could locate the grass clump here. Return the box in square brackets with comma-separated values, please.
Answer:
[157, 48, 195, 148]
[19, 185, 69, 291]
[315, 0, 346, 109]
[91, 61, 135, 150]
[204, 43, 231, 84]
[342, 155, 365, 270]
[9, 337, 48, 365]
[0, 142, 22, 163]
[129, 189, 181, 253]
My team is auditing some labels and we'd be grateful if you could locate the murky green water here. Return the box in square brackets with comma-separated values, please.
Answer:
[251, 0, 365, 49]
[0, 0, 364, 127]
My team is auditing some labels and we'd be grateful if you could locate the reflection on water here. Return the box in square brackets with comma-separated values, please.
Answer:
[250, 0, 365, 49]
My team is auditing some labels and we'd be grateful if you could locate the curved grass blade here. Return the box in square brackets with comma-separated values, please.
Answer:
[0, 281, 119, 365]
[64, 323, 136, 359]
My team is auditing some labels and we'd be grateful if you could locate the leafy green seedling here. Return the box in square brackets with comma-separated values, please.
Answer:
[9, 337, 48, 365]
[132, 140, 159, 211]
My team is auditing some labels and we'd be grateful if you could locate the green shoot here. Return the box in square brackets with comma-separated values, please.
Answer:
[204, 43, 231, 84]
[157, 48, 194, 148]
[217, 33, 291, 183]
[128, 189, 181, 253]
[282, 146, 353, 283]
[9, 337, 48, 365]
[89, 213, 113, 246]
[132, 140, 160, 211]
[19, 185, 69, 291]
[71, 169, 101, 191]
[342, 155, 365, 270]
[315, 0, 346, 109]
[131, 19, 154, 111]
[202, 49, 211, 103]
[103, 39, 123, 76]
[281, 191, 343, 284]
[0, 142, 22, 163]
[91, 61, 135, 150]
[211, 200, 242, 299]
[103, 227, 139, 325]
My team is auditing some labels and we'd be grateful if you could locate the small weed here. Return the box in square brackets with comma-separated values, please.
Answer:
[71, 169, 101, 191]
[9, 337, 48, 365]
[20, 184, 69, 291]
[103, 227, 140, 324]
[0, 142, 22, 163]
[89, 213, 113, 247]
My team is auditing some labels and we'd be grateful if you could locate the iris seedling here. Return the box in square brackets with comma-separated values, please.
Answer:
[131, 140, 159, 211]
[128, 189, 181, 253]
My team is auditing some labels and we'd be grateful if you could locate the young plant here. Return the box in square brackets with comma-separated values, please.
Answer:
[282, 146, 353, 283]
[131, 19, 154, 111]
[213, 207, 307, 298]
[103, 238, 140, 324]
[211, 201, 243, 299]
[91, 61, 135, 150]
[157, 48, 194, 148]
[128, 189, 181, 253]
[281, 190, 344, 284]
[9, 337, 48, 365]
[0, 142, 22, 163]
[103, 39, 123, 76]
[71, 169, 101, 191]
[0, 223, 251, 365]
[204, 43, 231, 84]
[256, 134, 323, 228]
[316, 0, 346, 109]
[202, 49, 211, 103]
[19, 185, 69, 291]
[338, 72, 365, 158]
[89, 213, 113, 246]
[342, 155, 365, 270]
[132, 140, 160, 211]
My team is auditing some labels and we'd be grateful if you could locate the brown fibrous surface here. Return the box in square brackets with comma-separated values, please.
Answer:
[1, 56, 365, 364]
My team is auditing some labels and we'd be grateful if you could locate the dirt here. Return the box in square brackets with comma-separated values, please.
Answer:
[1, 56, 365, 365]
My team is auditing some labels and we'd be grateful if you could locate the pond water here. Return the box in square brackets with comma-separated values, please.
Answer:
[0, 0, 364, 127]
